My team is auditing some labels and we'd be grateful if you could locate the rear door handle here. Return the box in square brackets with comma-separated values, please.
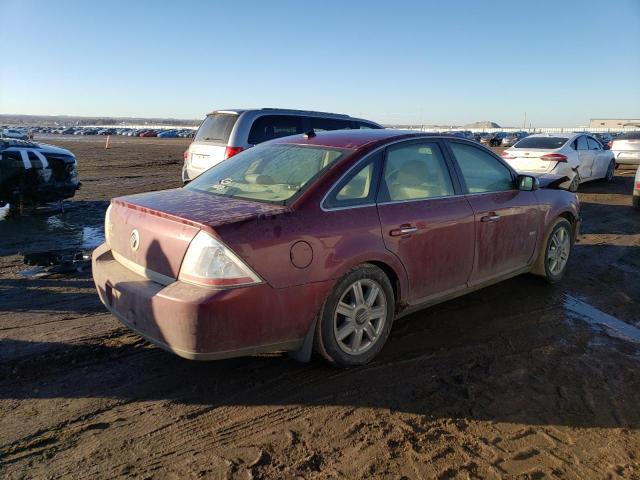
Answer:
[390, 225, 418, 236]
[481, 214, 501, 222]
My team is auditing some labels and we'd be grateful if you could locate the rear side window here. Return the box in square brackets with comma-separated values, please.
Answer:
[514, 137, 568, 149]
[194, 113, 238, 143]
[380, 142, 454, 202]
[248, 115, 303, 144]
[324, 151, 382, 209]
[587, 137, 601, 150]
[308, 117, 352, 132]
[449, 143, 514, 194]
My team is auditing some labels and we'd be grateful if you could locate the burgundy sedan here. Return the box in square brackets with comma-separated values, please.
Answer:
[93, 130, 580, 366]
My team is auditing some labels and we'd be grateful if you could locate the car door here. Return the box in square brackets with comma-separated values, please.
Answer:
[574, 135, 595, 179]
[587, 136, 607, 178]
[446, 141, 540, 285]
[376, 140, 475, 304]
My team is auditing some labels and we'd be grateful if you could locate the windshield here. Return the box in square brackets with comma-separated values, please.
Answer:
[194, 113, 238, 143]
[185, 143, 348, 204]
[514, 136, 568, 149]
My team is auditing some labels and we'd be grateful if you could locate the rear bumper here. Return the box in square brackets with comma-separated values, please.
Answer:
[92, 243, 330, 360]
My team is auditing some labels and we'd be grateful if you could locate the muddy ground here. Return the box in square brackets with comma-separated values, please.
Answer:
[1, 135, 639, 479]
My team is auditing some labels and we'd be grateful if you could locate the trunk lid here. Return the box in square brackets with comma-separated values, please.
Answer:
[505, 149, 558, 173]
[108, 188, 288, 280]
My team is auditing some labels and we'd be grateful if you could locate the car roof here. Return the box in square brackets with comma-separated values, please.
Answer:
[271, 129, 454, 150]
[208, 108, 373, 121]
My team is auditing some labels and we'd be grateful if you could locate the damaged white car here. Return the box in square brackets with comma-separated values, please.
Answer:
[0, 139, 80, 213]
[501, 133, 615, 192]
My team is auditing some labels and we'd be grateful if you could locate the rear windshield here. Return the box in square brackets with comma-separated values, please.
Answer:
[514, 137, 568, 149]
[617, 132, 640, 140]
[194, 113, 238, 143]
[185, 143, 348, 204]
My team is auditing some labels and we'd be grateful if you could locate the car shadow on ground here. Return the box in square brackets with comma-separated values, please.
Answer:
[2, 271, 638, 431]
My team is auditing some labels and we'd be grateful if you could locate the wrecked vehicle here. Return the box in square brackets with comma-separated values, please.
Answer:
[93, 130, 581, 367]
[0, 139, 80, 211]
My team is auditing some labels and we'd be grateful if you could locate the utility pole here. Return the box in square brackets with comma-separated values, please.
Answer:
[523, 112, 527, 131]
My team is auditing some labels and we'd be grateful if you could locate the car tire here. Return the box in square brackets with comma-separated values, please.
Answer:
[314, 263, 395, 367]
[605, 160, 615, 182]
[568, 173, 580, 192]
[633, 195, 640, 210]
[532, 217, 573, 284]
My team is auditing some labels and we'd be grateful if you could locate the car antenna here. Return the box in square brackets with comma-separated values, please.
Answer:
[303, 129, 316, 139]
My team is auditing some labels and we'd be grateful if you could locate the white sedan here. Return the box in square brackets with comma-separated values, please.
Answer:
[501, 133, 615, 192]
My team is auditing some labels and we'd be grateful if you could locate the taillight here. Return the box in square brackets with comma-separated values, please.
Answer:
[183, 150, 189, 162]
[540, 153, 568, 162]
[178, 231, 261, 287]
[501, 151, 516, 160]
[636, 182, 640, 189]
[608, 141, 613, 148]
[224, 146, 244, 159]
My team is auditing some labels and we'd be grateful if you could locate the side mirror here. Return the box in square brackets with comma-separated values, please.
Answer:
[518, 174, 539, 191]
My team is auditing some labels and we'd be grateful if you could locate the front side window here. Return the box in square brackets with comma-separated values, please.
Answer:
[575, 136, 589, 150]
[380, 142, 454, 202]
[587, 137, 601, 150]
[247, 115, 303, 144]
[449, 142, 514, 194]
[186, 143, 347, 204]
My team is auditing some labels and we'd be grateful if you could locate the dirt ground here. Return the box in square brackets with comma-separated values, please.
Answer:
[1, 135, 639, 480]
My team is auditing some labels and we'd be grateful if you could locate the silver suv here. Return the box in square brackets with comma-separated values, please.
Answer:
[182, 108, 382, 182]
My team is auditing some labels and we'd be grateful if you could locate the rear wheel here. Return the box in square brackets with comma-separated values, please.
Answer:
[568, 173, 580, 192]
[533, 218, 573, 284]
[314, 264, 394, 367]
[605, 160, 615, 182]
[633, 195, 640, 210]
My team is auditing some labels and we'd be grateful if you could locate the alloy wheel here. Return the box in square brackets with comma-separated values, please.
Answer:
[547, 226, 570, 275]
[333, 279, 387, 355]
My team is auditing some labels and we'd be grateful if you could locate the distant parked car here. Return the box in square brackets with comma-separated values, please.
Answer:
[502, 133, 616, 192]
[93, 130, 580, 366]
[158, 130, 178, 138]
[593, 133, 613, 147]
[480, 133, 503, 147]
[0, 138, 80, 208]
[140, 130, 158, 137]
[182, 108, 383, 183]
[633, 166, 640, 209]
[1, 128, 28, 140]
[610, 132, 640, 167]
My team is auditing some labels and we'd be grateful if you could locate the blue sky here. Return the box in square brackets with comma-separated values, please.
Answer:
[1, 0, 638, 126]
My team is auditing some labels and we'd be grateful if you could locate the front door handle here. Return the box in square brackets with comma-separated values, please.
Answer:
[481, 214, 501, 222]
[390, 225, 418, 236]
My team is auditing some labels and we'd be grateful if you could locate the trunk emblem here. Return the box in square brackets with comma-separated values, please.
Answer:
[130, 229, 140, 251]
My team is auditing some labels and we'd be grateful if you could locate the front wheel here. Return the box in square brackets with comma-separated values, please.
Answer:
[605, 160, 615, 182]
[314, 264, 395, 367]
[532, 218, 573, 284]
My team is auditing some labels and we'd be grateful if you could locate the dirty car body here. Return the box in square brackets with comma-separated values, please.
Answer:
[92, 130, 580, 365]
[0, 139, 80, 206]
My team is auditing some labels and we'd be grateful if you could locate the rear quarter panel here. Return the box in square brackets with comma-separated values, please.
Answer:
[532, 188, 580, 254]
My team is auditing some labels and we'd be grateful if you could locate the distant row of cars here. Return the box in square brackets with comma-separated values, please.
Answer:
[4, 126, 197, 138]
